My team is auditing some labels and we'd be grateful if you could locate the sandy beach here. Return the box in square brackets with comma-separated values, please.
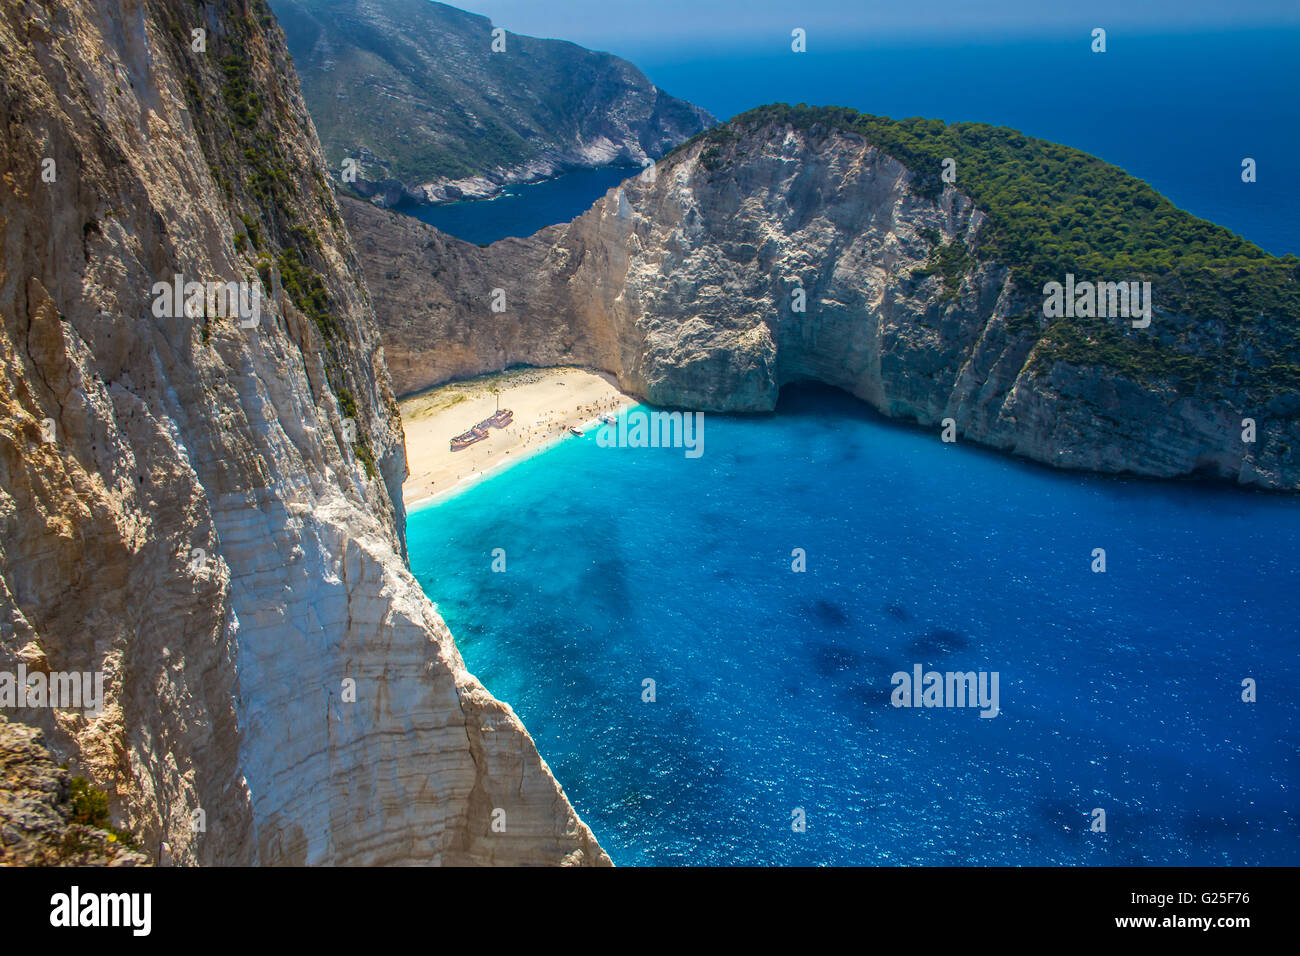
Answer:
[399, 366, 635, 509]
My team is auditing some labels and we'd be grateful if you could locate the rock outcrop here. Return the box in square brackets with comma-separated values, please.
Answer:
[0, 716, 149, 865]
[271, 0, 714, 205]
[1, 0, 607, 865]
[347, 120, 1299, 490]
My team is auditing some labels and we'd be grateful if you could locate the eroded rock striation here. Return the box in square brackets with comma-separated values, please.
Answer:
[0, 0, 607, 865]
[348, 114, 1299, 490]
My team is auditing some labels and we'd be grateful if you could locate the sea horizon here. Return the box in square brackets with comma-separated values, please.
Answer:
[400, 26, 1299, 256]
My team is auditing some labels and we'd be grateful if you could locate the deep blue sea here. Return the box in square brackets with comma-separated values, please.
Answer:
[409, 386, 1300, 865]
[412, 29, 1299, 255]
[394, 165, 642, 245]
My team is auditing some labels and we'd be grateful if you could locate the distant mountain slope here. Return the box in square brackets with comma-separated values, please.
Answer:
[271, 0, 715, 204]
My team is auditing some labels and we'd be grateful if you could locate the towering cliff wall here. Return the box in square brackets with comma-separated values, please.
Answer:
[347, 112, 1300, 491]
[270, 0, 714, 206]
[0, 0, 607, 865]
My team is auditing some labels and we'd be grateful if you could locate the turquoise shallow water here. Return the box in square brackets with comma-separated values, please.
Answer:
[409, 386, 1299, 866]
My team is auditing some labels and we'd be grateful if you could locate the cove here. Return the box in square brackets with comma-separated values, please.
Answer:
[407, 384, 1299, 866]
[392, 164, 641, 246]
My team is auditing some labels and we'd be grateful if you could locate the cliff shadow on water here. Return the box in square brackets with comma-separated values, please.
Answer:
[352, 105, 1300, 494]
[772, 382, 1300, 498]
[406, 369, 1300, 866]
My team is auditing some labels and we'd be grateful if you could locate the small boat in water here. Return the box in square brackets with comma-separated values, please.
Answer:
[598, 413, 617, 425]
[569, 426, 584, 437]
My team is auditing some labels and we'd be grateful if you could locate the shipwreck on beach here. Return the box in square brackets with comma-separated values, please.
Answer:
[450, 408, 514, 450]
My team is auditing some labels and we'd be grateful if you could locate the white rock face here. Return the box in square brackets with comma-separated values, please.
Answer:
[0, 0, 608, 865]
[349, 124, 1297, 490]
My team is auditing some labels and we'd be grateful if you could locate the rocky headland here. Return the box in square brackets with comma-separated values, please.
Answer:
[347, 106, 1300, 490]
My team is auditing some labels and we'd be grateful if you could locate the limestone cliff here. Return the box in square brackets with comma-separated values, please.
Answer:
[0, 0, 607, 865]
[271, 0, 714, 206]
[347, 116, 1299, 490]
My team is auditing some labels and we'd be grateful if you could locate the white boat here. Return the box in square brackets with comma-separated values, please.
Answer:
[599, 413, 617, 425]
[569, 426, 584, 437]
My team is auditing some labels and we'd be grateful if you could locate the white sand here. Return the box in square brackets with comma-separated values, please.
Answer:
[399, 366, 635, 509]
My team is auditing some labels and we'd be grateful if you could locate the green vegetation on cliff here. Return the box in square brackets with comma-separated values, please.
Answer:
[672, 104, 1300, 399]
[168, 0, 382, 478]
[68, 776, 137, 849]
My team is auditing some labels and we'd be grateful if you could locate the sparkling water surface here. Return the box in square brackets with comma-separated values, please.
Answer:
[408, 386, 1300, 865]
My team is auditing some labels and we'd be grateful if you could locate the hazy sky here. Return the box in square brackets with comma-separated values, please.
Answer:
[440, 0, 1300, 50]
